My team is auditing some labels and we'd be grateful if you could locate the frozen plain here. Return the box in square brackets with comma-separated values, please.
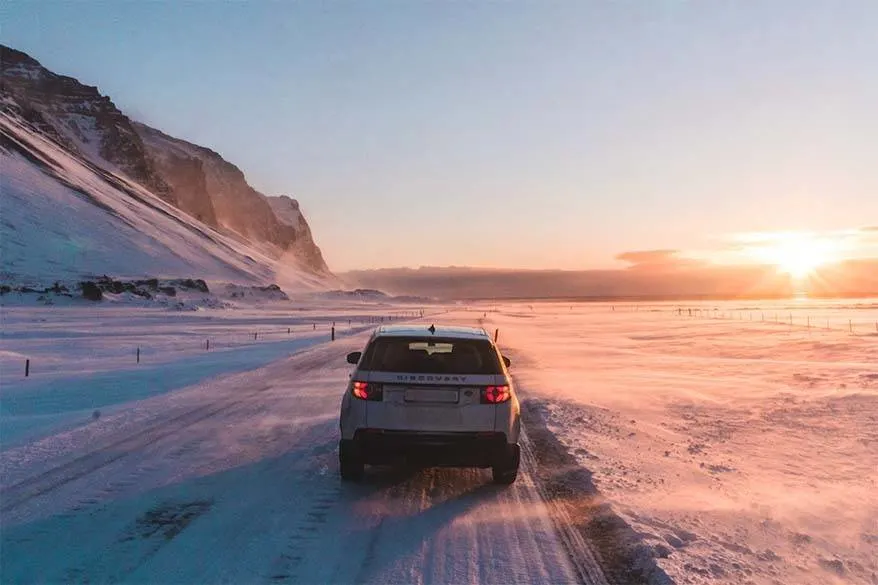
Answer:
[1, 297, 876, 584]
[480, 299, 877, 585]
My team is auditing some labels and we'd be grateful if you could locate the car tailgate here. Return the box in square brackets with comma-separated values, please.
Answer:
[368, 384, 495, 432]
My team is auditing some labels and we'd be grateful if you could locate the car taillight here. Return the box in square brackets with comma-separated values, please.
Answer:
[351, 381, 383, 401]
[482, 385, 511, 404]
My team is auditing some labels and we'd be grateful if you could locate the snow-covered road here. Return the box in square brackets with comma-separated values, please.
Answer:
[1, 335, 606, 584]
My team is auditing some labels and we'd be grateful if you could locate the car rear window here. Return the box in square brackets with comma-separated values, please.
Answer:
[359, 337, 502, 374]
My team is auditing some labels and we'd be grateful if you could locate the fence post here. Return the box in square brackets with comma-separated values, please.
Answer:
[206, 339, 210, 351]
[25, 359, 30, 377]
[254, 331, 258, 340]
[288, 327, 291, 334]
[331, 325, 336, 342]
[137, 347, 140, 364]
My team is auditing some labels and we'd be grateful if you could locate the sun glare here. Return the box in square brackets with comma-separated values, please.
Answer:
[748, 233, 837, 279]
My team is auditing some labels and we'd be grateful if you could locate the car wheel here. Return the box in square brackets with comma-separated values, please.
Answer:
[339, 439, 364, 481]
[492, 444, 520, 485]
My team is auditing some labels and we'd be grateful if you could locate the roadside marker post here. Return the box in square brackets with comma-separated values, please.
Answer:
[494, 328, 499, 343]
[331, 326, 336, 342]
[136, 347, 140, 364]
[25, 359, 30, 377]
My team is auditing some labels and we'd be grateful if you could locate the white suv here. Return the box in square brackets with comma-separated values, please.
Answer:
[339, 324, 521, 484]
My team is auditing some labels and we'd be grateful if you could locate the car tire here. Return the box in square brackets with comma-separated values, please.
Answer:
[339, 440, 364, 482]
[492, 444, 520, 485]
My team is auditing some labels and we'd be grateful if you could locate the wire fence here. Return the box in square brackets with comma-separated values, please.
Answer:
[11, 309, 448, 378]
[671, 306, 878, 336]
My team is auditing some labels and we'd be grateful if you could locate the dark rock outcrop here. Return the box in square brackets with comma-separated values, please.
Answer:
[80, 281, 103, 301]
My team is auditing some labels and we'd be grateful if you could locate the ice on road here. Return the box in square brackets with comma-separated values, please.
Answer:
[1, 337, 596, 584]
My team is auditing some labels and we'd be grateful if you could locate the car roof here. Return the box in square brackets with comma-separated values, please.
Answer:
[374, 324, 490, 340]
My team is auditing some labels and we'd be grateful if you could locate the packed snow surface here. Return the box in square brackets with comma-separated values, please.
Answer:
[1, 303, 595, 585]
[1, 298, 874, 584]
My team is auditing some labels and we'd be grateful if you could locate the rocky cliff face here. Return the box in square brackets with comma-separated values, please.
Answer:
[1, 44, 329, 274]
[134, 124, 328, 273]
[266, 195, 327, 272]
[1, 46, 174, 202]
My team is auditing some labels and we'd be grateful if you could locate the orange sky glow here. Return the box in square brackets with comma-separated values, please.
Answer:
[669, 227, 878, 276]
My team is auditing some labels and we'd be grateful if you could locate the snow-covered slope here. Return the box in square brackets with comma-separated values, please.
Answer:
[0, 46, 172, 202]
[0, 44, 330, 286]
[0, 110, 329, 291]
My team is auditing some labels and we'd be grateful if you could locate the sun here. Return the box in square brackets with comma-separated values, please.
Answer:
[748, 233, 837, 279]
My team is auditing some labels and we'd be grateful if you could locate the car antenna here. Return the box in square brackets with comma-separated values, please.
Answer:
[428, 324, 436, 334]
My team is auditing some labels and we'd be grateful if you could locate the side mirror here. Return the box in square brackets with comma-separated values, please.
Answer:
[502, 355, 511, 368]
[346, 351, 362, 365]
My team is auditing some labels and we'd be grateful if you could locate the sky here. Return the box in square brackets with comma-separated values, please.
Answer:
[3, 1, 878, 272]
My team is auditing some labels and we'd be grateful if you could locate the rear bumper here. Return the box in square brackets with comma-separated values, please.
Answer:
[351, 429, 511, 467]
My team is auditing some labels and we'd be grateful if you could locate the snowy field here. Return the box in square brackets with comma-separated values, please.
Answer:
[0, 302, 601, 585]
[0, 300, 428, 448]
[1, 298, 875, 584]
[477, 299, 878, 585]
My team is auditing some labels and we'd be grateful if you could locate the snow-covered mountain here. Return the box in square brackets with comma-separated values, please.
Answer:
[134, 124, 328, 274]
[1, 44, 330, 289]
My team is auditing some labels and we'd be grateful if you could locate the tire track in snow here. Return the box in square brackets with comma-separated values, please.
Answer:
[2, 336, 618, 584]
[264, 474, 346, 582]
[0, 343, 339, 518]
[520, 427, 611, 585]
[0, 386, 269, 515]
